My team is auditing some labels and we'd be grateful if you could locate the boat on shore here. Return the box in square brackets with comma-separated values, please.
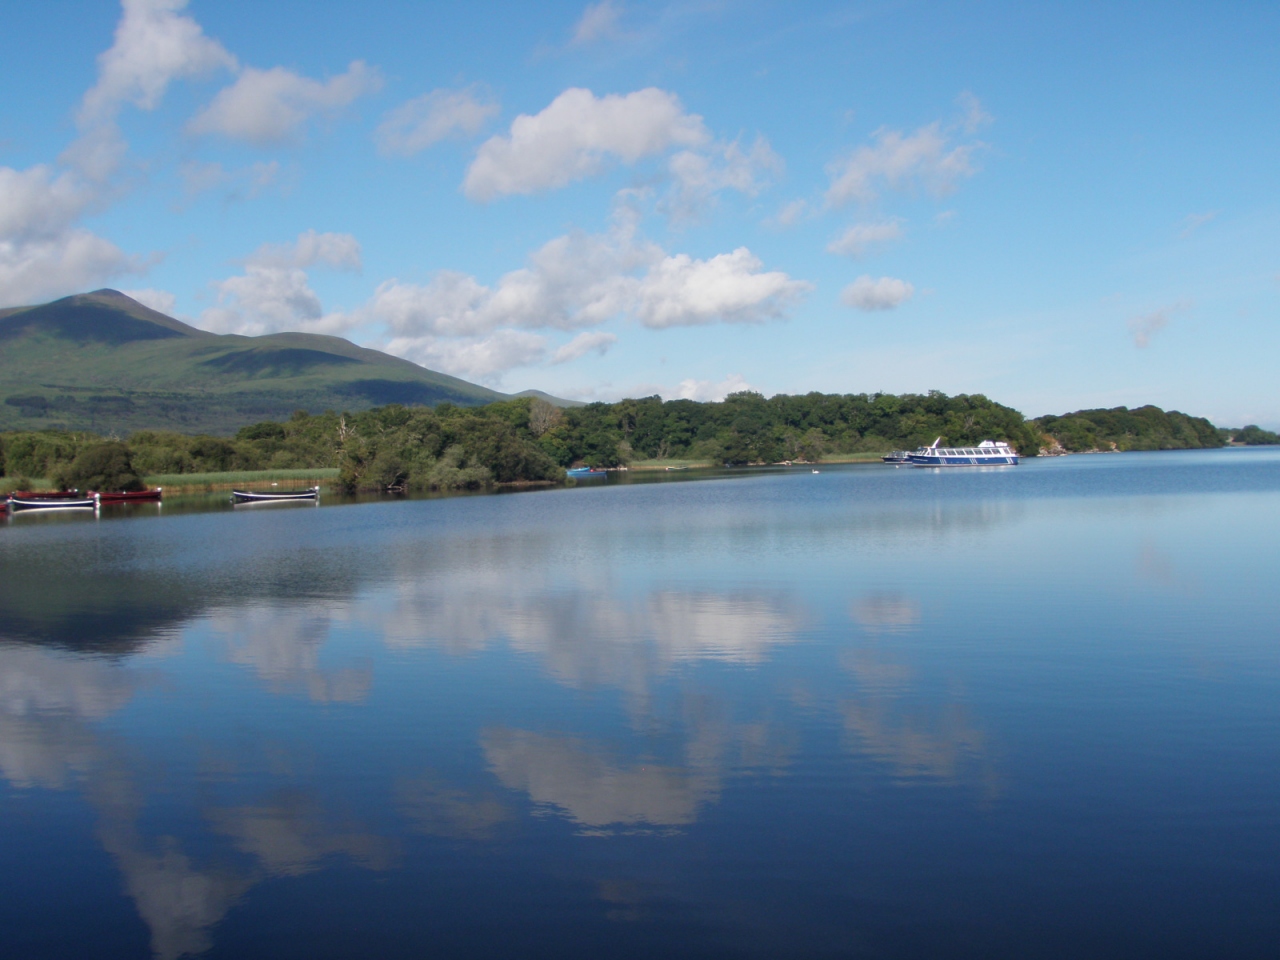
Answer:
[95, 488, 162, 504]
[909, 438, 1019, 466]
[231, 487, 319, 504]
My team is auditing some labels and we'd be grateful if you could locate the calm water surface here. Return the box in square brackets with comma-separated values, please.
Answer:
[2, 450, 1279, 959]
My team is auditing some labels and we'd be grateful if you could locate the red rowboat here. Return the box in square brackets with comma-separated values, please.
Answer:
[94, 488, 163, 503]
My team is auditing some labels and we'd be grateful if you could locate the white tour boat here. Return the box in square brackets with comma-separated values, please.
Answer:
[908, 438, 1019, 467]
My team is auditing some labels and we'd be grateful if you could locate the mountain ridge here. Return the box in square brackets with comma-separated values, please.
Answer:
[0, 289, 577, 434]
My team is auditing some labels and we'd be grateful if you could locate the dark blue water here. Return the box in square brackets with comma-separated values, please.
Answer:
[3, 449, 1279, 959]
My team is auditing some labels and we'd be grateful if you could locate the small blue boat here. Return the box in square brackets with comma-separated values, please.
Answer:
[566, 467, 607, 479]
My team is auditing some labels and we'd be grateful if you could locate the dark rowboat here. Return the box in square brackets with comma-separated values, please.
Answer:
[8, 496, 97, 512]
[231, 486, 319, 504]
[95, 488, 163, 503]
[10, 489, 84, 499]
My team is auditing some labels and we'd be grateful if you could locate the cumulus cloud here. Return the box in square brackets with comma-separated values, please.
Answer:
[463, 87, 709, 200]
[69, 0, 236, 182]
[634, 248, 809, 328]
[364, 217, 806, 340]
[665, 135, 782, 221]
[79, 0, 237, 126]
[355, 215, 806, 383]
[376, 86, 499, 156]
[552, 331, 617, 364]
[676, 373, 755, 402]
[0, 164, 139, 305]
[827, 219, 904, 258]
[189, 61, 382, 145]
[840, 275, 914, 311]
[122, 287, 177, 315]
[1128, 300, 1189, 347]
[826, 99, 988, 207]
[385, 329, 549, 384]
[571, 0, 626, 45]
[199, 230, 362, 336]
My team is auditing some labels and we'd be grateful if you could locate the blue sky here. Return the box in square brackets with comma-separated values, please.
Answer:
[2, 1, 1277, 425]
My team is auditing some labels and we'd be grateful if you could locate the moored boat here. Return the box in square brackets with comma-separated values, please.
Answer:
[8, 495, 97, 511]
[882, 451, 912, 464]
[95, 488, 163, 503]
[566, 467, 607, 479]
[231, 486, 320, 503]
[908, 438, 1019, 467]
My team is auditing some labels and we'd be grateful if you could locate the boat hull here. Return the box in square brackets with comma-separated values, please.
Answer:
[8, 497, 97, 511]
[231, 488, 319, 503]
[95, 489, 162, 503]
[908, 454, 1018, 466]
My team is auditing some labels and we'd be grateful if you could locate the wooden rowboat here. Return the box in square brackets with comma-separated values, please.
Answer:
[95, 488, 163, 503]
[231, 486, 319, 504]
[8, 495, 97, 511]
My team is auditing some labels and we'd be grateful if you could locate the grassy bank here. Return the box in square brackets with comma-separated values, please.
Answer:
[143, 468, 339, 493]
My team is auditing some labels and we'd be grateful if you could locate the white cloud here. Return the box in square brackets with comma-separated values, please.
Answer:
[79, 0, 237, 125]
[179, 159, 281, 200]
[634, 248, 810, 328]
[571, 0, 625, 45]
[769, 198, 809, 228]
[122, 287, 177, 315]
[198, 230, 361, 336]
[463, 87, 709, 200]
[826, 104, 986, 207]
[552, 331, 617, 364]
[827, 219, 904, 258]
[676, 373, 754, 402]
[386, 329, 549, 384]
[376, 86, 499, 156]
[357, 215, 807, 382]
[68, 0, 235, 182]
[841, 275, 914, 311]
[1128, 300, 1189, 348]
[665, 135, 782, 221]
[1177, 211, 1219, 239]
[0, 164, 139, 305]
[189, 61, 382, 145]
[956, 90, 993, 134]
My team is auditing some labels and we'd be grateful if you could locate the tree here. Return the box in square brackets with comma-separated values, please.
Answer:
[52, 441, 144, 492]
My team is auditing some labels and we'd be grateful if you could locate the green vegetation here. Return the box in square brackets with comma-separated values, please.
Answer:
[1224, 424, 1280, 445]
[534, 390, 1042, 466]
[1032, 406, 1224, 452]
[1, 394, 1243, 495]
[0, 289, 517, 434]
[51, 440, 144, 492]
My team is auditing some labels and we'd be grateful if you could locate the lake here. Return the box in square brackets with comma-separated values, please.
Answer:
[3, 449, 1279, 959]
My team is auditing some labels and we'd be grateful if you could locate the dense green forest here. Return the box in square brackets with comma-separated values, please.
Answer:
[1034, 405, 1226, 452]
[0, 392, 1261, 493]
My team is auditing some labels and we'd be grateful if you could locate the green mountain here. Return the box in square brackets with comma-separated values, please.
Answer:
[0, 289, 521, 434]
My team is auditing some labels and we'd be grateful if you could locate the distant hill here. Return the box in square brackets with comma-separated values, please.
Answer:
[0, 290, 572, 434]
[1033, 405, 1223, 452]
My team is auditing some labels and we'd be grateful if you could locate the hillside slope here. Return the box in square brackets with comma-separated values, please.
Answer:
[0, 290, 512, 434]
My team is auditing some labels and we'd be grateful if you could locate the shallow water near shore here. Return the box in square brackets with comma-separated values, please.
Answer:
[2, 448, 1279, 959]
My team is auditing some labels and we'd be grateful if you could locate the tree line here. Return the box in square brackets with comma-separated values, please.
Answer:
[0, 391, 1266, 492]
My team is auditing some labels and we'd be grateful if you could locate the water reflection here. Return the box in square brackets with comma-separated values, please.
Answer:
[208, 604, 373, 703]
[482, 728, 719, 833]
[396, 772, 515, 840]
[8, 458, 1271, 957]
